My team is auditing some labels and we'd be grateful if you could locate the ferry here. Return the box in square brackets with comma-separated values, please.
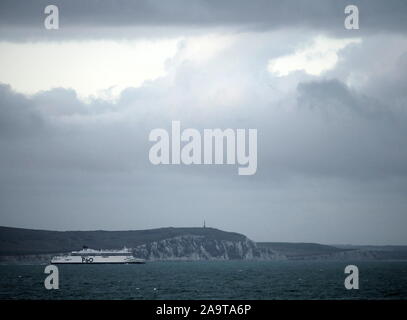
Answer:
[50, 246, 145, 264]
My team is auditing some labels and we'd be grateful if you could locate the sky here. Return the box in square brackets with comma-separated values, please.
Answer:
[0, 0, 406, 244]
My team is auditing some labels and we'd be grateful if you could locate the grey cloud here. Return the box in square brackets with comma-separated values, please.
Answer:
[33, 88, 86, 116]
[297, 79, 392, 119]
[0, 0, 407, 40]
[294, 78, 407, 179]
[0, 84, 45, 137]
[2, 38, 407, 182]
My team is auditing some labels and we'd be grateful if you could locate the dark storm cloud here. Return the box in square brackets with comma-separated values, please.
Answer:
[0, 0, 406, 40]
[294, 78, 407, 180]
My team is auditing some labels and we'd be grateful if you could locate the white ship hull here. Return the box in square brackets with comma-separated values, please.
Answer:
[51, 256, 145, 264]
[51, 247, 145, 264]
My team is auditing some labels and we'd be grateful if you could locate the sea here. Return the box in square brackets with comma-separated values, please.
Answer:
[0, 261, 406, 300]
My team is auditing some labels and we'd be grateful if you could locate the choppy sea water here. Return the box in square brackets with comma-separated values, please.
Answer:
[0, 261, 406, 300]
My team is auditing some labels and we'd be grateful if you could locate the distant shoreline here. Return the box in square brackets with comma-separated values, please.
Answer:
[1, 226, 407, 263]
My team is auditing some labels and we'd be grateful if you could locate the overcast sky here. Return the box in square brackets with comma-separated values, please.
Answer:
[0, 0, 406, 244]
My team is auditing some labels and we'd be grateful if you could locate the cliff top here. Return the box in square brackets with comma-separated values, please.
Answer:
[0, 226, 247, 256]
